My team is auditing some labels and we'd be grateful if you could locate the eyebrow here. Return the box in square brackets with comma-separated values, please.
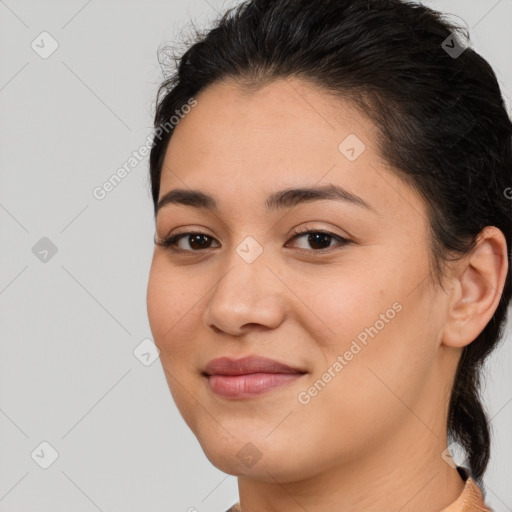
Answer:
[156, 184, 375, 215]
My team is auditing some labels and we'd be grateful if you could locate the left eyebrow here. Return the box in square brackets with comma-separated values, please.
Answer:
[155, 183, 375, 215]
[265, 184, 375, 213]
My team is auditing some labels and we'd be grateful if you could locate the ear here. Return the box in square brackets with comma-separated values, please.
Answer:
[442, 226, 509, 348]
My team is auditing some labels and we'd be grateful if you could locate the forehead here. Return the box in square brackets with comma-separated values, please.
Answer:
[158, 77, 427, 226]
[162, 78, 379, 183]
[172, 78, 374, 146]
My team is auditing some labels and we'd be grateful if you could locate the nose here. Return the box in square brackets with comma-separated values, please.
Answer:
[203, 248, 287, 336]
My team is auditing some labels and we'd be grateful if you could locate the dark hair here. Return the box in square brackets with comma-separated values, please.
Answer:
[149, 0, 512, 483]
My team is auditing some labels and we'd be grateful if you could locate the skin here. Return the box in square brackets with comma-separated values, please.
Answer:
[146, 77, 508, 512]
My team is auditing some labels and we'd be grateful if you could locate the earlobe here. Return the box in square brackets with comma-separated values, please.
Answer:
[442, 226, 509, 349]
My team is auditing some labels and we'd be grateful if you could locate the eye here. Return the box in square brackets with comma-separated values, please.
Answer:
[286, 226, 351, 252]
[154, 226, 351, 253]
[154, 232, 219, 252]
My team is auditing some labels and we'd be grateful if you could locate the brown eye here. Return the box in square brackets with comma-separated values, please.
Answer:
[155, 232, 219, 251]
[287, 229, 351, 252]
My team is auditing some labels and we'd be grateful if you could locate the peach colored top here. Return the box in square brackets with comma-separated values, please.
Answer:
[224, 475, 491, 512]
[442, 476, 491, 512]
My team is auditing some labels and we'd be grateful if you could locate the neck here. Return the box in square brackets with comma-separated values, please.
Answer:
[237, 435, 465, 512]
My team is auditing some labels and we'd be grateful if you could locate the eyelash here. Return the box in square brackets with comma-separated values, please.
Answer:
[154, 225, 352, 255]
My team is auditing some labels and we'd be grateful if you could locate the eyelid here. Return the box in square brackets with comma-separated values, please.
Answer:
[290, 223, 350, 239]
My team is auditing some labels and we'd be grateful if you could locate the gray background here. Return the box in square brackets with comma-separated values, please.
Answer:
[0, 0, 510, 510]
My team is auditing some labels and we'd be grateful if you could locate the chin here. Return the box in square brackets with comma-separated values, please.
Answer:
[196, 431, 313, 483]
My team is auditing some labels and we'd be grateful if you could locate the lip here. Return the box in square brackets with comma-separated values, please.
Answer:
[203, 355, 306, 376]
[203, 356, 307, 399]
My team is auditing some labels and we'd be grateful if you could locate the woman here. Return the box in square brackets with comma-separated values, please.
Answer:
[146, 0, 511, 510]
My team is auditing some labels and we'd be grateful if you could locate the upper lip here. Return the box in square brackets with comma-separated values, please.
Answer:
[203, 356, 307, 376]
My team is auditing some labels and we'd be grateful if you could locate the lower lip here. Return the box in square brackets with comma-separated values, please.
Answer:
[206, 372, 305, 398]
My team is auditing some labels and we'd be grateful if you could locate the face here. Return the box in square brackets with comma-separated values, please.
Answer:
[146, 78, 452, 483]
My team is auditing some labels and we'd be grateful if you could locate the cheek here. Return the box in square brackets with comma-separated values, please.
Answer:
[303, 243, 432, 358]
[281, 305, 436, 471]
[147, 258, 199, 344]
[290, 260, 404, 354]
[291, 256, 437, 427]
[146, 260, 205, 400]
[147, 261, 205, 430]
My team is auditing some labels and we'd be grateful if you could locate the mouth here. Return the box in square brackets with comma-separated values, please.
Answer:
[202, 355, 307, 399]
